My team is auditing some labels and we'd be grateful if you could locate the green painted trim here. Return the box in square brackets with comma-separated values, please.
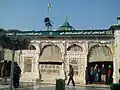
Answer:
[109, 24, 120, 30]
[5, 29, 113, 36]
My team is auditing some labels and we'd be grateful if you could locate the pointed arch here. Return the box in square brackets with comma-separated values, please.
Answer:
[28, 45, 36, 50]
[39, 44, 62, 62]
[88, 44, 113, 62]
[28, 42, 40, 51]
[67, 44, 83, 51]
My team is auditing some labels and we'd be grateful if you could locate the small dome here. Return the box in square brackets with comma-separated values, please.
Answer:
[58, 18, 75, 31]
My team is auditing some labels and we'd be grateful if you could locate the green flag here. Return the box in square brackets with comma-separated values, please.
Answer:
[48, 0, 51, 10]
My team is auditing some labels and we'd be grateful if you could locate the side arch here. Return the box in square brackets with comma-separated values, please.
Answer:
[28, 45, 36, 50]
[67, 44, 83, 51]
[28, 43, 40, 51]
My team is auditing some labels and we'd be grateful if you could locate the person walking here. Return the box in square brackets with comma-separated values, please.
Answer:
[67, 64, 75, 86]
[13, 62, 21, 88]
[1, 60, 8, 85]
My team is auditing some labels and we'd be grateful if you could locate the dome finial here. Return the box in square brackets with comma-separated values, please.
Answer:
[65, 15, 68, 22]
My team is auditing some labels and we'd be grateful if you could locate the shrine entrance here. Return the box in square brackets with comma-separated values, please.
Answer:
[87, 44, 113, 84]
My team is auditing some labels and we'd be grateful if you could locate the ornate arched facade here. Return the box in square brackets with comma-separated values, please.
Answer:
[2, 17, 120, 84]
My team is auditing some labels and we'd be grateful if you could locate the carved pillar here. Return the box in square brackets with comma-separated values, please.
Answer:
[113, 56, 120, 83]
[34, 53, 39, 72]
[113, 30, 120, 83]
[64, 41, 69, 75]
[21, 53, 25, 73]
[83, 41, 88, 84]
[84, 53, 88, 84]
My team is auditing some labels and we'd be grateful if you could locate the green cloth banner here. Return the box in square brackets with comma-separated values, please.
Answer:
[5, 30, 113, 36]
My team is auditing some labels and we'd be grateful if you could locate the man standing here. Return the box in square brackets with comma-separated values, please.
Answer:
[101, 64, 106, 83]
[107, 65, 113, 85]
[13, 62, 21, 88]
[85, 67, 90, 84]
[67, 64, 75, 86]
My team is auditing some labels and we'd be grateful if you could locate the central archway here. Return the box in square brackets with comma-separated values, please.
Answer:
[87, 44, 113, 83]
[66, 44, 85, 84]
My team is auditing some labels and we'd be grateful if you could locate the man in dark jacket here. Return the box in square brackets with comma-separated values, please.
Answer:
[13, 62, 21, 88]
[85, 67, 90, 84]
[101, 64, 106, 83]
[67, 65, 75, 86]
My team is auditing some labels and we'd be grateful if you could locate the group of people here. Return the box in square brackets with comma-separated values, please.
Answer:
[85, 64, 113, 84]
[60, 64, 113, 86]
[0, 60, 21, 88]
[0, 61, 114, 87]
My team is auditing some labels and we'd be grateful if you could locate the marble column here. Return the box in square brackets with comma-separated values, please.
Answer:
[84, 53, 88, 84]
[113, 56, 120, 83]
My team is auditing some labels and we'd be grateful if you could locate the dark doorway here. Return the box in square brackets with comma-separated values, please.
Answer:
[87, 61, 113, 84]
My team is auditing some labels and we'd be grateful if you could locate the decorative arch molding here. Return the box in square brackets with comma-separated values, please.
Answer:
[28, 42, 40, 51]
[88, 41, 113, 54]
[39, 44, 62, 62]
[88, 44, 113, 55]
[67, 43, 83, 52]
[41, 44, 61, 54]
[29, 45, 36, 50]
[88, 44, 113, 62]
[40, 42, 65, 55]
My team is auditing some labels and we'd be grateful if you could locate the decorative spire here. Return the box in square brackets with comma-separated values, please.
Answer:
[117, 16, 120, 24]
[65, 15, 68, 22]
[58, 16, 75, 31]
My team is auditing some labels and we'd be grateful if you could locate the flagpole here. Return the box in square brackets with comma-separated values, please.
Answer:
[47, 5, 49, 17]
[47, 0, 51, 17]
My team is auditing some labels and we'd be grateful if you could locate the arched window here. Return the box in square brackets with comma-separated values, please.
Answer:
[29, 45, 36, 50]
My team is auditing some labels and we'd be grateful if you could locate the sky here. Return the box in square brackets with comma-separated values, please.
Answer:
[0, 0, 120, 31]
